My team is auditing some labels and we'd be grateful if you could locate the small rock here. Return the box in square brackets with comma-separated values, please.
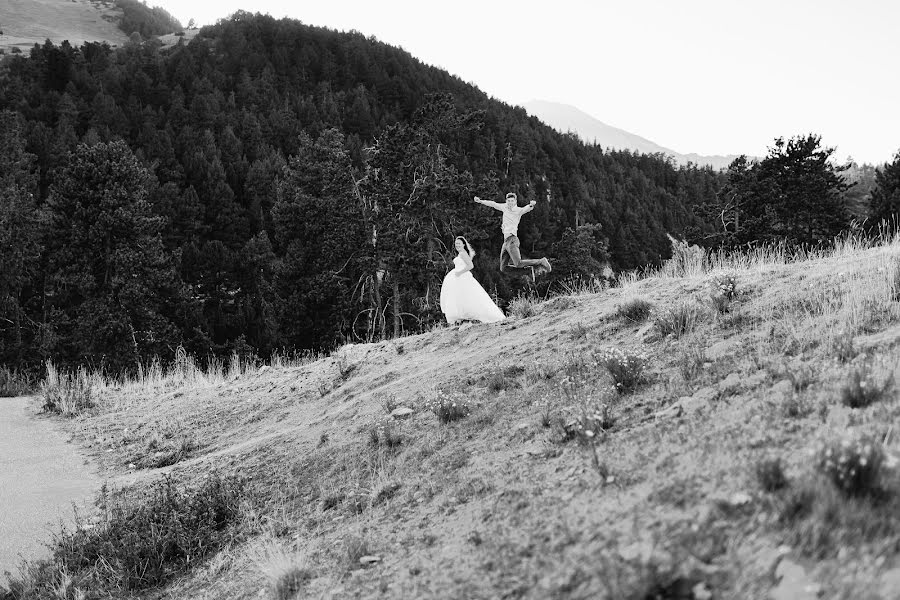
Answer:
[636, 323, 655, 342]
[730, 491, 753, 507]
[257, 365, 270, 375]
[463, 334, 478, 345]
[692, 582, 713, 600]
[771, 558, 820, 600]
[358, 555, 381, 566]
[718, 372, 743, 395]
[390, 407, 414, 420]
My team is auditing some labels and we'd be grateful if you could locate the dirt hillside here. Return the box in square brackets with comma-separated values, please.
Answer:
[28, 239, 900, 599]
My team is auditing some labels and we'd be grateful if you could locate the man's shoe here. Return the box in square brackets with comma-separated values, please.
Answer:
[541, 258, 552, 273]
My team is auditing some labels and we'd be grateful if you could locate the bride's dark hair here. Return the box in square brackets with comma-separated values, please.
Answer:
[455, 236, 476, 258]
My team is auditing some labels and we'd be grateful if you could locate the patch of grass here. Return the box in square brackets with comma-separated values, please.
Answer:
[336, 351, 356, 380]
[776, 473, 900, 559]
[653, 301, 708, 338]
[568, 321, 590, 339]
[676, 344, 705, 382]
[755, 457, 789, 492]
[784, 361, 817, 393]
[40, 362, 96, 417]
[840, 363, 894, 409]
[814, 434, 885, 497]
[708, 273, 737, 314]
[138, 432, 200, 469]
[595, 347, 649, 393]
[484, 365, 525, 393]
[252, 542, 311, 600]
[782, 393, 812, 419]
[831, 330, 856, 363]
[379, 394, 399, 414]
[368, 419, 403, 449]
[525, 360, 557, 384]
[425, 390, 472, 423]
[344, 535, 373, 569]
[0, 366, 34, 397]
[616, 298, 654, 323]
[6, 474, 245, 596]
[508, 292, 539, 319]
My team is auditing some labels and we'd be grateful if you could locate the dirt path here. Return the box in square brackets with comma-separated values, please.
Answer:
[0, 397, 100, 584]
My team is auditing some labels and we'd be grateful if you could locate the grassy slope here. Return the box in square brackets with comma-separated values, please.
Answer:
[57, 239, 900, 599]
[0, 0, 129, 53]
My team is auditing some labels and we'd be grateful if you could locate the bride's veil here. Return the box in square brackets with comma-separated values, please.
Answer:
[457, 236, 476, 259]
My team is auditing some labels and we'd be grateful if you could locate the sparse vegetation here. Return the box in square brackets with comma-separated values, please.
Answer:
[676, 343, 705, 382]
[368, 419, 403, 448]
[595, 347, 649, 393]
[616, 298, 654, 323]
[6, 474, 244, 596]
[40, 362, 96, 416]
[508, 292, 539, 319]
[425, 389, 471, 423]
[708, 273, 738, 313]
[840, 363, 894, 409]
[814, 434, 885, 497]
[755, 457, 788, 492]
[0, 366, 33, 397]
[831, 329, 857, 363]
[653, 301, 708, 338]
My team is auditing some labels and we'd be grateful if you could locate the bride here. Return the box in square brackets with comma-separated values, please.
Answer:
[440, 236, 505, 325]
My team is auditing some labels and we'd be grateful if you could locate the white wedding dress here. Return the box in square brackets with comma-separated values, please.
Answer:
[440, 255, 505, 325]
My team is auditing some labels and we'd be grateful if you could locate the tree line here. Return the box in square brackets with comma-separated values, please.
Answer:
[0, 12, 897, 374]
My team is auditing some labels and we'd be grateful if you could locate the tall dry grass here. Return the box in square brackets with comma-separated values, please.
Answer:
[37, 345, 328, 411]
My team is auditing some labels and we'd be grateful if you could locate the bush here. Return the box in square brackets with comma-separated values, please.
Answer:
[653, 301, 707, 338]
[814, 435, 885, 497]
[6, 474, 244, 596]
[616, 298, 653, 323]
[840, 364, 894, 409]
[508, 292, 539, 319]
[368, 419, 403, 448]
[0, 366, 33, 397]
[708, 274, 737, 313]
[555, 403, 615, 444]
[41, 362, 95, 416]
[425, 389, 471, 423]
[595, 347, 649, 393]
[755, 457, 788, 492]
[832, 330, 856, 363]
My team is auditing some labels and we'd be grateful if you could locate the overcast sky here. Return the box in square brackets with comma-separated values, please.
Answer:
[151, 0, 900, 165]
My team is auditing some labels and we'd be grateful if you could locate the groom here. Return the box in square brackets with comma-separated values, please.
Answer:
[474, 192, 552, 276]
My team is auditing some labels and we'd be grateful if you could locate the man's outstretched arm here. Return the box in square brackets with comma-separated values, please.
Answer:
[473, 196, 505, 210]
[520, 200, 537, 214]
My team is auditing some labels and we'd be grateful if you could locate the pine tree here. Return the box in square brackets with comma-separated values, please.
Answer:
[42, 141, 182, 371]
[869, 150, 900, 231]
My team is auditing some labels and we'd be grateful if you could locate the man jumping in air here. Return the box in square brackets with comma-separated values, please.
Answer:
[474, 192, 552, 277]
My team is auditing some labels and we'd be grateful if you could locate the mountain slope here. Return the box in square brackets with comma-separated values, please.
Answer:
[11, 236, 900, 599]
[0, 13, 727, 365]
[0, 0, 129, 53]
[524, 99, 745, 170]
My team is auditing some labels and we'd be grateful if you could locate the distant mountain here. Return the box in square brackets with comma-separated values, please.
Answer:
[524, 100, 744, 170]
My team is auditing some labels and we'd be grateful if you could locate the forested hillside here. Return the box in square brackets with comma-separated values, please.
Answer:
[1, 12, 738, 372]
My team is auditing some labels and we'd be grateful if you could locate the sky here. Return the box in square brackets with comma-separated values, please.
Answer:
[151, 0, 900, 165]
